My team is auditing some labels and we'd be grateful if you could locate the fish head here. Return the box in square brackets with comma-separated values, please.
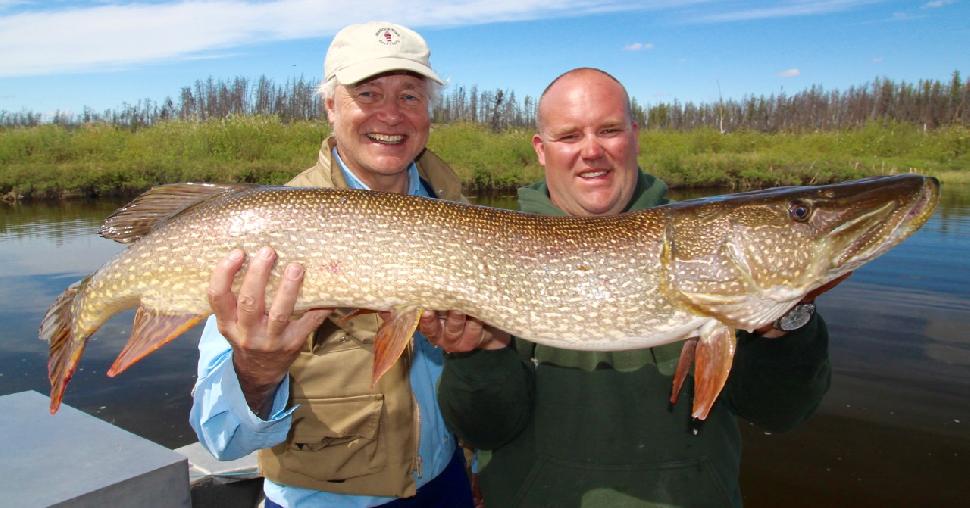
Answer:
[664, 174, 940, 330]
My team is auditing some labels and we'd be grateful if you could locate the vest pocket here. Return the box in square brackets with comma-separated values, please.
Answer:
[281, 394, 386, 481]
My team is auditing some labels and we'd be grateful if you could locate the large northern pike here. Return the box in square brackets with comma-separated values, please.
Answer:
[41, 174, 939, 418]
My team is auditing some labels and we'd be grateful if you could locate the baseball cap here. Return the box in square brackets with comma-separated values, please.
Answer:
[324, 21, 443, 85]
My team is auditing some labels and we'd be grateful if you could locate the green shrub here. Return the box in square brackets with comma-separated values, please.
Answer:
[1, 119, 966, 198]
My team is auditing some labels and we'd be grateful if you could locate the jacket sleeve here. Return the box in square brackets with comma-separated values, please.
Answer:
[436, 344, 535, 450]
[722, 312, 832, 432]
[188, 316, 296, 460]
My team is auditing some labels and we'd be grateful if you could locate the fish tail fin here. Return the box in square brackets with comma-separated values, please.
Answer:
[371, 308, 421, 385]
[689, 324, 737, 420]
[40, 277, 93, 414]
[107, 307, 205, 377]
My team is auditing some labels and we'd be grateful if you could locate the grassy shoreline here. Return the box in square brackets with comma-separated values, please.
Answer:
[2, 117, 967, 200]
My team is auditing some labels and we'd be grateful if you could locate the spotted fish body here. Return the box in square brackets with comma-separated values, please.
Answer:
[41, 174, 940, 417]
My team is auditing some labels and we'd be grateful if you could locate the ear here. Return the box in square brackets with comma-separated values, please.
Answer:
[631, 120, 640, 152]
[325, 96, 337, 125]
[532, 133, 546, 166]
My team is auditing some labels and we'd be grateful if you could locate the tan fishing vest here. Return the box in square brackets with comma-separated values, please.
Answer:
[257, 137, 466, 496]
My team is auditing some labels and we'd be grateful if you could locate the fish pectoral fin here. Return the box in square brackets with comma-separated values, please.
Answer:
[690, 322, 737, 421]
[371, 308, 421, 386]
[334, 308, 377, 325]
[107, 307, 205, 377]
[669, 337, 698, 409]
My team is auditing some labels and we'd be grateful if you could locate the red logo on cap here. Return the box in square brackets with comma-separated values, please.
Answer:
[375, 27, 401, 45]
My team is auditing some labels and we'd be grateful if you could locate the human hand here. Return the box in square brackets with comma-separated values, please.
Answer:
[757, 272, 853, 338]
[208, 247, 331, 414]
[418, 310, 511, 353]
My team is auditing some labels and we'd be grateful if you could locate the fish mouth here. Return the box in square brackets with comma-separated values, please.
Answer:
[904, 176, 940, 228]
[834, 176, 939, 271]
[367, 133, 406, 145]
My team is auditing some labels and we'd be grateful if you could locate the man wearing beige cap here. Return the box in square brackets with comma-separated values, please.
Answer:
[190, 21, 475, 508]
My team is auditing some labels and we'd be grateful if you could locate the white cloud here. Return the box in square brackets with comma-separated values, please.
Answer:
[922, 0, 954, 8]
[872, 56, 884, 63]
[0, 1, 900, 77]
[694, 0, 880, 23]
[777, 68, 801, 78]
[0, 0, 29, 11]
[624, 42, 655, 51]
[0, 0, 707, 77]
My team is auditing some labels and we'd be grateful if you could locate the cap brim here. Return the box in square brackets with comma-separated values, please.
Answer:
[333, 57, 443, 85]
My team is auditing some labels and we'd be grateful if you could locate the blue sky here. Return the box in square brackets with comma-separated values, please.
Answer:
[1, 1, 967, 117]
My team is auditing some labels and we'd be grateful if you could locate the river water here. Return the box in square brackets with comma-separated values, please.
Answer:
[1, 184, 968, 506]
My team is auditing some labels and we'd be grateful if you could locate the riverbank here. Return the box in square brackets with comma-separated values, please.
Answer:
[2, 118, 968, 200]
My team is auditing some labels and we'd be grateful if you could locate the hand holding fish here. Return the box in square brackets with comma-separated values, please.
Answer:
[757, 272, 854, 338]
[208, 246, 331, 416]
[420, 311, 511, 353]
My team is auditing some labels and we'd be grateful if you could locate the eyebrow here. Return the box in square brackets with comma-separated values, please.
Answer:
[544, 125, 578, 137]
[547, 120, 626, 137]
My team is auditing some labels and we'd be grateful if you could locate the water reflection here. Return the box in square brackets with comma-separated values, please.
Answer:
[1, 197, 199, 447]
[1, 185, 968, 506]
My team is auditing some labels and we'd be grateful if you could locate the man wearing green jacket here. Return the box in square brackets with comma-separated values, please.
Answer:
[422, 67, 835, 507]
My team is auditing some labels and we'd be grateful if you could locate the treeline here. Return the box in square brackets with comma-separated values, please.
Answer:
[1, 71, 966, 132]
[637, 72, 969, 132]
[0, 76, 324, 129]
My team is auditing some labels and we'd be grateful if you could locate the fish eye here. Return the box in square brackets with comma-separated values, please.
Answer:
[789, 201, 812, 222]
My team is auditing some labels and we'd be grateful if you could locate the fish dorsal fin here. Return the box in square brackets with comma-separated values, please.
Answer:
[106, 306, 206, 377]
[100, 183, 250, 243]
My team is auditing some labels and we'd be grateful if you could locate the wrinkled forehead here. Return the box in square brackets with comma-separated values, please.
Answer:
[538, 75, 632, 133]
[348, 70, 428, 88]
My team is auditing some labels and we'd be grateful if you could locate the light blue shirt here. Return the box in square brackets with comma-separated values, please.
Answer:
[189, 154, 456, 507]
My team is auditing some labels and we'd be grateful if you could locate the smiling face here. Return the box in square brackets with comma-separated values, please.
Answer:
[326, 72, 431, 192]
[533, 69, 640, 217]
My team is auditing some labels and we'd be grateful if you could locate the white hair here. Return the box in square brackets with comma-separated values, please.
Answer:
[318, 78, 338, 102]
[318, 76, 441, 112]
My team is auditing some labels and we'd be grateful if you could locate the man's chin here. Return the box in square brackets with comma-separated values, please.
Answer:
[366, 142, 418, 157]
[363, 155, 414, 175]
[577, 192, 625, 216]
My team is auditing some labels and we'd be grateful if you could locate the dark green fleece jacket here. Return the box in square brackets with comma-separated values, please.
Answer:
[437, 171, 831, 507]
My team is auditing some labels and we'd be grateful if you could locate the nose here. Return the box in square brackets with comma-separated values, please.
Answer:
[580, 135, 605, 159]
[376, 97, 403, 124]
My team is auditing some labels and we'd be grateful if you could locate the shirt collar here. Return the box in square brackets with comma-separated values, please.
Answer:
[332, 147, 429, 197]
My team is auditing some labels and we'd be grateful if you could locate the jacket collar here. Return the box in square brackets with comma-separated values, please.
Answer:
[516, 170, 669, 216]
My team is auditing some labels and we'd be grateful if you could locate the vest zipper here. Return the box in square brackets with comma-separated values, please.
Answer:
[412, 389, 423, 478]
[404, 343, 422, 480]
